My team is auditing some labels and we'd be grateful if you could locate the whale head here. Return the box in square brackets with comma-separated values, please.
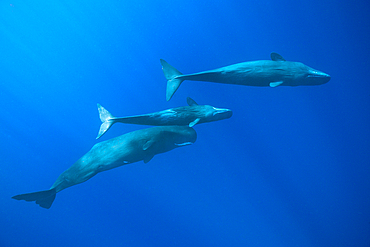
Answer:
[163, 126, 197, 148]
[291, 63, 331, 86]
[142, 126, 197, 158]
[304, 67, 331, 85]
[184, 98, 233, 125]
[207, 106, 233, 121]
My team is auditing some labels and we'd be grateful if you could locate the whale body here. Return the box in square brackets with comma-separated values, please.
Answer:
[96, 97, 232, 139]
[161, 53, 331, 101]
[12, 126, 197, 209]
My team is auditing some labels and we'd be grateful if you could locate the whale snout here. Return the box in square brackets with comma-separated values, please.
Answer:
[212, 108, 233, 120]
[174, 126, 197, 146]
[185, 127, 197, 143]
[323, 73, 331, 83]
[307, 69, 331, 85]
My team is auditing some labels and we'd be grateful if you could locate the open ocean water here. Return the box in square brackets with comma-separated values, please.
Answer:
[1, 0, 369, 246]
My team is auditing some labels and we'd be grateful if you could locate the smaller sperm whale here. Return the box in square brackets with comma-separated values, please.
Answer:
[160, 53, 331, 101]
[12, 126, 197, 209]
[96, 97, 232, 139]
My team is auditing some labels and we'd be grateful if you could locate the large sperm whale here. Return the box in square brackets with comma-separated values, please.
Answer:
[160, 52, 331, 101]
[96, 97, 232, 139]
[12, 126, 197, 209]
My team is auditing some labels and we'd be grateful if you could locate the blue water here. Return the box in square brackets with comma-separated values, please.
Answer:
[1, 1, 369, 246]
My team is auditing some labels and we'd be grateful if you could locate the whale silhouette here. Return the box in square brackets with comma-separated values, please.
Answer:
[96, 97, 232, 139]
[161, 53, 331, 101]
[12, 126, 197, 209]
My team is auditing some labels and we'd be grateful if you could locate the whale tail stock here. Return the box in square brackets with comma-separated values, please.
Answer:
[97, 103, 116, 139]
[12, 188, 56, 209]
[160, 59, 184, 101]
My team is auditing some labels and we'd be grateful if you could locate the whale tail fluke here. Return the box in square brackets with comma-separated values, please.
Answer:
[97, 103, 116, 139]
[160, 59, 184, 101]
[12, 188, 56, 209]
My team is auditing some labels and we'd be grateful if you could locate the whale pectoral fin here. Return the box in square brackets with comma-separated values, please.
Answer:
[143, 155, 154, 164]
[186, 97, 198, 106]
[269, 81, 284, 87]
[189, 118, 200, 127]
[270, 53, 286, 61]
[143, 139, 155, 151]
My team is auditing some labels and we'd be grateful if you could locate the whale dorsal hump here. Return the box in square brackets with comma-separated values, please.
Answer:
[187, 97, 198, 106]
[270, 53, 286, 62]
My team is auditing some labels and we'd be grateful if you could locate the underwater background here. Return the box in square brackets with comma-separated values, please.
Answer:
[1, 0, 369, 246]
